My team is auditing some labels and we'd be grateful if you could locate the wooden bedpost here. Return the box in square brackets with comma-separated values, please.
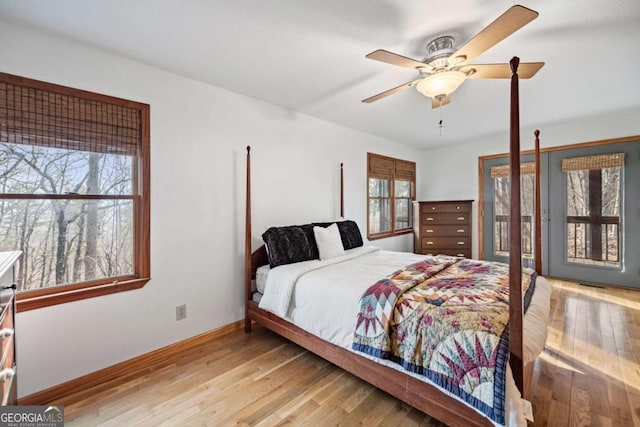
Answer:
[245, 146, 252, 333]
[509, 57, 524, 395]
[534, 130, 542, 275]
[340, 163, 344, 218]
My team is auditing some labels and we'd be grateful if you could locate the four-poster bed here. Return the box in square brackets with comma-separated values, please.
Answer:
[243, 57, 548, 426]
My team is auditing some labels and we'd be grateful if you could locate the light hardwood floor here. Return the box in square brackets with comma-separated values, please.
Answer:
[63, 279, 640, 426]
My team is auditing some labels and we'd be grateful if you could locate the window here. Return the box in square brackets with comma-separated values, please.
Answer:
[367, 153, 415, 239]
[490, 163, 535, 258]
[0, 72, 150, 311]
[563, 153, 623, 267]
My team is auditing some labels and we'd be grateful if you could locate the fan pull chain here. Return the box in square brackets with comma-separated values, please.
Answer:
[437, 96, 445, 136]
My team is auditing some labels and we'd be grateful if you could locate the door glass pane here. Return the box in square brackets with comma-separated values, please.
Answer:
[494, 177, 510, 256]
[566, 170, 589, 216]
[369, 198, 390, 234]
[602, 167, 621, 216]
[493, 175, 535, 257]
[565, 166, 621, 267]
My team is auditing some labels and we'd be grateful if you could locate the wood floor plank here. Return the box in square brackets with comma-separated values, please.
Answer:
[272, 399, 318, 426]
[547, 400, 570, 427]
[627, 390, 640, 427]
[337, 388, 404, 427]
[60, 278, 639, 427]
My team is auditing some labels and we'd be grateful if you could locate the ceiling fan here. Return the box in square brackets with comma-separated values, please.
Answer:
[362, 5, 544, 108]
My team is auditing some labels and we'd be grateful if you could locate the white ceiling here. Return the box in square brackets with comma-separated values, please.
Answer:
[1, 0, 639, 148]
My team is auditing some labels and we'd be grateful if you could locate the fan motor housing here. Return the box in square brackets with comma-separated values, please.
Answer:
[424, 36, 456, 69]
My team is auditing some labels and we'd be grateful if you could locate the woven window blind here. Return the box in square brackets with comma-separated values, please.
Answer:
[490, 162, 536, 178]
[369, 155, 394, 180]
[395, 160, 416, 181]
[0, 81, 140, 156]
[561, 153, 625, 172]
[369, 153, 415, 181]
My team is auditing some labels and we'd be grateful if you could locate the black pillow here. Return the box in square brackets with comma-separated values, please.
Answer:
[262, 220, 364, 268]
[337, 220, 364, 250]
[262, 225, 318, 268]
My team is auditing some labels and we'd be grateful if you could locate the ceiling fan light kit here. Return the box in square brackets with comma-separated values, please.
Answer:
[416, 70, 466, 98]
[362, 5, 544, 108]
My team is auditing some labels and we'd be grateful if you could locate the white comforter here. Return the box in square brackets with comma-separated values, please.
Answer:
[259, 247, 551, 426]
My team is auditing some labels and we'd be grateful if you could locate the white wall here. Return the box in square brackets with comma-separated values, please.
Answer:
[419, 107, 640, 258]
[0, 20, 424, 397]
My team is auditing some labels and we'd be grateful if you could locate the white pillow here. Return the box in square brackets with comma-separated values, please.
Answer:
[313, 223, 345, 260]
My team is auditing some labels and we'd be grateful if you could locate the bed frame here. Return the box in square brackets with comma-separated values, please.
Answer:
[243, 57, 541, 426]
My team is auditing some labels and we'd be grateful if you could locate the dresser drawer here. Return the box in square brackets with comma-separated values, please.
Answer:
[421, 213, 470, 225]
[421, 237, 471, 249]
[0, 306, 14, 407]
[421, 225, 470, 237]
[420, 202, 471, 213]
[0, 251, 20, 407]
[0, 337, 14, 406]
[0, 302, 13, 363]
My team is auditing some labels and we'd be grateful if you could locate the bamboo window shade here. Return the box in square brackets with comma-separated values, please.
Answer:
[561, 153, 625, 171]
[490, 162, 536, 178]
[368, 153, 415, 181]
[395, 160, 415, 181]
[0, 81, 140, 156]
[368, 155, 395, 180]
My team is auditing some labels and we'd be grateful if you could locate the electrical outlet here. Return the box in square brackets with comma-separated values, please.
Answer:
[176, 304, 187, 321]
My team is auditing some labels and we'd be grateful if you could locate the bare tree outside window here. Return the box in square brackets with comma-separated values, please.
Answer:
[565, 166, 621, 267]
[368, 177, 391, 234]
[493, 174, 535, 257]
[367, 153, 415, 239]
[0, 144, 134, 291]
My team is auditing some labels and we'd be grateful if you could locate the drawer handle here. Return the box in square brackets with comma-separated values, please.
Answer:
[456, 206, 460, 210]
[0, 368, 14, 382]
[457, 229, 465, 233]
[426, 230, 434, 233]
[457, 253, 465, 257]
[432, 207, 436, 210]
[457, 241, 465, 245]
[426, 241, 434, 245]
[457, 217, 465, 221]
[0, 328, 13, 340]
[426, 218, 434, 221]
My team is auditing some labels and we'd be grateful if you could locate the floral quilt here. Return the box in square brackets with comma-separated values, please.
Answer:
[352, 255, 537, 425]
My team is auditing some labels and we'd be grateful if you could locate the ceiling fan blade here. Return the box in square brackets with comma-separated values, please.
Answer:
[362, 79, 422, 103]
[448, 5, 539, 66]
[366, 49, 432, 71]
[460, 62, 544, 79]
[432, 95, 451, 109]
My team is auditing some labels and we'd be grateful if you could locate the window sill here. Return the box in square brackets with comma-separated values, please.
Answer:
[368, 229, 413, 241]
[16, 277, 151, 312]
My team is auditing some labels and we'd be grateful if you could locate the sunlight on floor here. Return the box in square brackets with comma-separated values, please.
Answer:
[549, 278, 640, 311]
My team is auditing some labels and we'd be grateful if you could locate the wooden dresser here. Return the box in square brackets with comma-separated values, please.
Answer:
[0, 251, 20, 406]
[413, 200, 473, 258]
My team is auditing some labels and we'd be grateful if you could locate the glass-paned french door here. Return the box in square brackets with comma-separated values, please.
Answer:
[482, 140, 640, 288]
[482, 154, 544, 270]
